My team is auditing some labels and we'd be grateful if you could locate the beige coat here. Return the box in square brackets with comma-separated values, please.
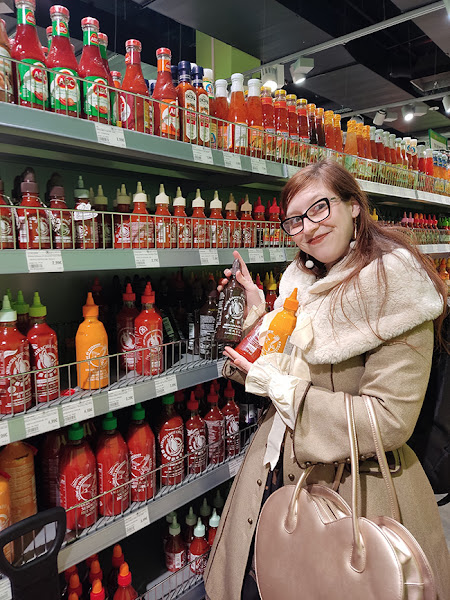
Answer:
[204, 249, 450, 600]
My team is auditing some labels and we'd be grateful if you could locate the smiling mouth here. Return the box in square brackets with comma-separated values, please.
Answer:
[309, 232, 330, 246]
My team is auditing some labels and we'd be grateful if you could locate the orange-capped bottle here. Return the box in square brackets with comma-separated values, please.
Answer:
[261, 288, 298, 355]
[274, 89, 289, 162]
[362, 125, 372, 159]
[333, 114, 343, 152]
[344, 119, 358, 156]
[324, 110, 335, 150]
[227, 73, 248, 155]
[297, 98, 309, 141]
[261, 86, 276, 161]
[355, 122, 364, 158]
[153, 47, 179, 139]
[287, 94, 299, 164]
[76, 293, 109, 390]
[247, 79, 263, 158]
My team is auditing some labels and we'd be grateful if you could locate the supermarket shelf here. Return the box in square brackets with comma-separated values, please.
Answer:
[0, 247, 296, 275]
[358, 179, 450, 208]
[57, 454, 244, 571]
[0, 356, 223, 447]
[418, 244, 450, 256]
[146, 566, 205, 600]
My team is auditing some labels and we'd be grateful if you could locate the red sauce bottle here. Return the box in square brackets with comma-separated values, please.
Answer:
[307, 103, 317, 145]
[96, 411, 129, 517]
[74, 176, 99, 250]
[355, 123, 364, 158]
[93, 185, 112, 249]
[204, 384, 225, 465]
[98, 32, 116, 126]
[0, 19, 13, 104]
[0, 177, 13, 250]
[59, 422, 97, 530]
[177, 61, 197, 144]
[67, 573, 83, 599]
[114, 562, 138, 600]
[116, 283, 139, 371]
[374, 129, 385, 162]
[268, 198, 281, 247]
[154, 184, 171, 249]
[40, 429, 66, 509]
[12, 0, 48, 109]
[49, 184, 73, 249]
[225, 195, 240, 248]
[184, 506, 197, 554]
[189, 518, 210, 575]
[17, 170, 51, 249]
[14, 290, 28, 336]
[235, 314, 264, 363]
[185, 392, 207, 475]
[106, 544, 124, 600]
[261, 87, 276, 161]
[113, 184, 131, 249]
[227, 72, 248, 155]
[369, 126, 377, 160]
[222, 380, 240, 457]
[120, 39, 150, 133]
[78, 17, 110, 123]
[158, 394, 185, 486]
[287, 94, 299, 163]
[130, 182, 154, 248]
[135, 283, 163, 376]
[297, 98, 309, 144]
[274, 89, 289, 162]
[253, 196, 266, 248]
[192, 65, 210, 147]
[153, 47, 179, 139]
[247, 78, 263, 158]
[362, 125, 372, 159]
[240, 197, 255, 248]
[90, 579, 105, 600]
[208, 509, 220, 546]
[315, 107, 326, 147]
[214, 79, 228, 151]
[89, 562, 103, 592]
[165, 514, 186, 571]
[127, 403, 155, 502]
[172, 186, 191, 248]
[27, 292, 59, 403]
[192, 188, 208, 248]
[208, 191, 225, 249]
[47, 5, 80, 117]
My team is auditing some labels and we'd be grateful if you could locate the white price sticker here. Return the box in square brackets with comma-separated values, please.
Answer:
[26, 250, 63, 273]
[0, 577, 12, 600]
[108, 387, 135, 411]
[24, 407, 60, 438]
[62, 397, 95, 426]
[154, 375, 178, 397]
[248, 249, 264, 263]
[216, 358, 226, 377]
[94, 122, 126, 148]
[269, 248, 286, 262]
[125, 506, 150, 537]
[0, 421, 10, 446]
[250, 157, 268, 175]
[192, 145, 214, 165]
[223, 152, 242, 170]
[199, 249, 219, 266]
[133, 249, 160, 269]
[284, 248, 298, 262]
[228, 455, 244, 478]
[286, 165, 300, 178]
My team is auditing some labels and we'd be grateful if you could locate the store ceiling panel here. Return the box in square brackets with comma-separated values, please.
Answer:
[391, 0, 450, 55]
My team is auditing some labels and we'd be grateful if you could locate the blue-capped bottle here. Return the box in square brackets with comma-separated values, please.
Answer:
[192, 65, 210, 147]
[177, 61, 197, 143]
[171, 64, 179, 88]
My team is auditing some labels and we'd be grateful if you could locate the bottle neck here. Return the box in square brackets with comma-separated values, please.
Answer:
[142, 302, 154, 310]
[125, 47, 141, 66]
[99, 42, 107, 59]
[193, 77, 203, 88]
[216, 86, 227, 99]
[157, 54, 171, 74]
[51, 15, 70, 38]
[179, 72, 191, 84]
[82, 27, 99, 47]
[29, 315, 45, 325]
[17, 3, 36, 27]
[124, 300, 135, 308]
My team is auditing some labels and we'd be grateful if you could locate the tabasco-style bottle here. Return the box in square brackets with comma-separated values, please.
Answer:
[274, 89, 289, 162]
[261, 86, 276, 161]
[192, 65, 210, 147]
[177, 61, 197, 143]
[153, 47, 179, 139]
[247, 79, 263, 158]
[287, 94, 299, 164]
[214, 79, 228, 151]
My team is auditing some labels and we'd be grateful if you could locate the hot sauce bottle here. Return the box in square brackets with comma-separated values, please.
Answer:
[114, 563, 138, 600]
[344, 120, 358, 157]
[98, 32, 116, 126]
[0, 178, 13, 250]
[324, 110, 335, 150]
[192, 188, 208, 248]
[222, 380, 240, 458]
[261, 86, 276, 161]
[204, 384, 225, 465]
[307, 103, 317, 145]
[274, 89, 289, 162]
[47, 5, 80, 117]
[116, 283, 139, 371]
[78, 17, 110, 123]
[131, 182, 154, 248]
[192, 65, 210, 147]
[185, 392, 207, 475]
[333, 114, 343, 152]
[106, 544, 124, 599]
[12, 0, 48, 110]
[17, 170, 51, 249]
[74, 175, 99, 249]
[153, 47, 179, 139]
[240, 197, 255, 248]
[215, 258, 245, 345]
[165, 514, 186, 572]
[268, 197, 281, 247]
[111, 70, 122, 125]
[184, 506, 197, 553]
[214, 79, 228, 151]
[261, 288, 298, 355]
[355, 123, 364, 158]
[265, 273, 277, 310]
[315, 107, 326, 147]
[297, 98, 308, 143]
[49, 184, 73, 249]
[189, 518, 210, 575]
[14, 290, 28, 336]
[208, 509, 220, 546]
[363, 125, 372, 159]
[172, 186, 191, 248]
[0, 19, 13, 104]
[203, 68, 216, 148]
[113, 184, 131, 249]
[27, 292, 59, 403]
[247, 78, 263, 158]
[235, 314, 264, 363]
[177, 61, 197, 144]
[253, 196, 266, 247]
[96, 411, 129, 517]
[227, 73, 248, 155]
[369, 126, 377, 161]
[158, 394, 185, 487]
[154, 183, 171, 249]
[135, 283, 163, 376]
[76, 292, 109, 390]
[120, 39, 150, 133]
[126, 403, 155, 502]
[374, 129, 385, 162]
[287, 94, 299, 164]
[93, 184, 112, 248]
[208, 191, 225, 249]
[225, 195, 240, 248]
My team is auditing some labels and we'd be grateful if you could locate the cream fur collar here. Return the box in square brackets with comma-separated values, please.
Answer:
[274, 247, 444, 365]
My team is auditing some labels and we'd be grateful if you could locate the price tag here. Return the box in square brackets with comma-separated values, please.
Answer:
[248, 249, 264, 263]
[0, 577, 12, 600]
[228, 455, 244, 478]
[24, 407, 60, 438]
[108, 388, 135, 411]
[26, 250, 63, 273]
[284, 248, 298, 262]
[250, 157, 268, 175]
[0, 421, 10, 446]
[62, 397, 95, 426]
[154, 375, 178, 397]
[125, 506, 150, 537]
[192, 145, 214, 165]
[269, 248, 286, 262]
[133, 249, 160, 269]
[216, 358, 226, 377]
[286, 165, 300, 178]
[223, 152, 242, 170]
[199, 249, 219, 266]
[94, 122, 126, 148]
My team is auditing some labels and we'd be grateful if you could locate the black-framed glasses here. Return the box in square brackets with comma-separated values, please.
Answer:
[281, 197, 338, 236]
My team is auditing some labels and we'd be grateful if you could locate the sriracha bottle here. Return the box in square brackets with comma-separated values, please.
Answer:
[265, 274, 277, 310]
[113, 184, 132, 249]
[185, 392, 207, 475]
[204, 384, 225, 465]
[49, 184, 73, 249]
[126, 403, 155, 502]
[158, 394, 184, 486]
[153, 47, 179, 139]
[135, 283, 163, 376]
[222, 380, 241, 458]
[154, 184, 171, 249]
[235, 315, 264, 363]
[224, 196, 240, 248]
[165, 514, 186, 572]
[113, 563, 137, 600]
[15, 290, 29, 337]
[274, 90, 289, 162]
[184, 506, 197, 554]
[208, 191, 224, 249]
[116, 283, 139, 372]
[189, 517, 210, 575]
[172, 187, 191, 248]
[240, 197, 255, 248]
[67, 573, 83, 599]
[107, 544, 124, 600]
[208, 508, 220, 546]
[130, 182, 154, 248]
[247, 78, 263, 158]
[192, 188, 208, 248]
[120, 39, 150, 133]
[90, 579, 105, 600]
[17, 170, 51, 249]
[268, 198, 281, 247]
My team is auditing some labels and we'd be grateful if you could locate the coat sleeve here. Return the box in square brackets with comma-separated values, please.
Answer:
[292, 320, 434, 464]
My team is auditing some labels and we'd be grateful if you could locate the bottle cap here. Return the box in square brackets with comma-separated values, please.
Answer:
[209, 190, 222, 209]
[86, 554, 99, 568]
[90, 579, 105, 600]
[111, 544, 124, 568]
[177, 60, 191, 73]
[49, 185, 64, 198]
[173, 186, 186, 207]
[68, 593, 79, 600]
[166, 510, 177, 524]
[248, 78, 261, 96]
[131, 403, 145, 421]
[81, 16, 99, 29]
[117, 184, 131, 205]
[117, 562, 132, 588]
[123, 283, 135, 302]
[64, 565, 77, 583]
[162, 394, 175, 405]
[224, 380, 234, 399]
[283, 288, 298, 312]
[74, 176, 89, 199]
[213, 489, 224, 509]
[156, 47, 171, 57]
[125, 38, 141, 51]
[155, 183, 169, 205]
[89, 187, 95, 202]
[14, 290, 28, 315]
[29, 291, 47, 317]
[133, 181, 147, 203]
[185, 506, 197, 526]
[83, 292, 99, 317]
[191, 65, 204, 79]
[241, 198, 252, 212]
[68, 422, 84, 441]
[225, 196, 237, 211]
[207, 383, 218, 404]
[68, 573, 80, 589]
[203, 68, 213, 80]
[194, 517, 206, 538]
[187, 391, 198, 412]
[94, 185, 107, 206]
[102, 412, 117, 431]
[269, 198, 280, 214]
[253, 197, 265, 215]
[231, 72, 244, 83]
[20, 169, 39, 194]
[199, 498, 211, 517]
[209, 508, 221, 528]
[98, 32, 108, 47]
[192, 188, 205, 208]
[215, 79, 228, 97]
[141, 282, 154, 304]
[169, 514, 181, 535]
[194, 384, 204, 400]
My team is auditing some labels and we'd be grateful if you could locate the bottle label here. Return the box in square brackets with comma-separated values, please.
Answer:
[269, 222, 280, 246]
[198, 93, 210, 144]
[81, 342, 109, 385]
[30, 339, 59, 402]
[98, 458, 129, 509]
[262, 331, 291, 355]
[186, 425, 207, 474]
[156, 217, 170, 247]
[18, 209, 51, 247]
[227, 123, 248, 152]
[49, 67, 81, 113]
[51, 210, 72, 247]
[159, 99, 179, 138]
[117, 324, 136, 368]
[83, 76, 110, 119]
[249, 126, 263, 153]
[265, 127, 276, 159]
[157, 57, 171, 73]
[276, 130, 289, 161]
[162, 315, 175, 340]
[165, 548, 185, 572]
[131, 215, 153, 248]
[183, 89, 197, 141]
[193, 219, 206, 247]
[17, 7, 35, 26]
[189, 549, 209, 574]
[205, 418, 225, 464]
[16, 59, 48, 107]
[75, 213, 99, 248]
[159, 424, 184, 484]
[175, 218, 191, 247]
[241, 223, 254, 248]
[0, 208, 14, 247]
[136, 323, 163, 375]
[0, 345, 31, 411]
[220, 291, 245, 339]
[83, 29, 99, 46]
[225, 413, 240, 457]
[0, 47, 13, 101]
[52, 18, 69, 37]
[130, 450, 154, 497]
[114, 219, 131, 248]
[121, 92, 150, 133]
[60, 470, 97, 527]
[199, 314, 216, 356]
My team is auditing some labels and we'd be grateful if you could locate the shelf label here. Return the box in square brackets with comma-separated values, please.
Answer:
[216, 358, 226, 377]
[24, 407, 60, 438]
[250, 157, 268, 175]
[94, 122, 126, 148]
[228, 455, 244, 478]
[154, 375, 178, 397]
[62, 397, 95, 426]
[0, 421, 10, 446]
[286, 165, 300, 178]
[192, 145, 213, 165]
[284, 248, 298, 262]
[133, 249, 160, 269]
[0, 577, 12, 600]
[125, 506, 150, 537]
[248, 249, 264, 263]
[26, 250, 63, 273]
[108, 387, 135, 411]
[199, 249, 219, 265]
[223, 152, 242, 170]
[269, 248, 286, 262]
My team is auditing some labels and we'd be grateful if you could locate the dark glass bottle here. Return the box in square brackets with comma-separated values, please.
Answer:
[215, 259, 246, 345]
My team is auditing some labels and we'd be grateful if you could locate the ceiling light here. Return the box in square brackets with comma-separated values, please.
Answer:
[402, 104, 415, 121]
[443, 95, 450, 113]
[261, 66, 277, 93]
[384, 111, 398, 122]
[373, 109, 386, 126]
[289, 57, 314, 85]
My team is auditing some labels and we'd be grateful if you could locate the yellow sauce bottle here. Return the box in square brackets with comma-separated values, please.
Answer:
[76, 292, 109, 390]
[261, 288, 298, 355]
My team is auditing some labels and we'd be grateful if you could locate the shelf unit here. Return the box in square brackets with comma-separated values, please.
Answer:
[146, 566, 206, 600]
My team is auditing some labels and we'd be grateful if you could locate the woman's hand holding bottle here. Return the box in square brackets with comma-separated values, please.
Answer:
[217, 251, 262, 319]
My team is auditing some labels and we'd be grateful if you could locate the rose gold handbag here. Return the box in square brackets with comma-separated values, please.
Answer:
[254, 393, 436, 600]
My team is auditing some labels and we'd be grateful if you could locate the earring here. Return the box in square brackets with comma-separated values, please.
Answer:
[349, 219, 358, 250]
[305, 255, 315, 269]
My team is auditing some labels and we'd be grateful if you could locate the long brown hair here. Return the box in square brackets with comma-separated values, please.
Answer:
[280, 159, 448, 346]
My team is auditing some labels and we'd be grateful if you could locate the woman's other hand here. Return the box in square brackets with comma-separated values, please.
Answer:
[223, 346, 252, 374]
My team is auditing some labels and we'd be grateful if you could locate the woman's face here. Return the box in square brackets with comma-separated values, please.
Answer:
[285, 182, 360, 270]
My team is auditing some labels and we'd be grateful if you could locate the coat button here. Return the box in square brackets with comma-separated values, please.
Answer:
[257, 479, 262, 486]
[248, 518, 253, 525]
[288, 473, 295, 481]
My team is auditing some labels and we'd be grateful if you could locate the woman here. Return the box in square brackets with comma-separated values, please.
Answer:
[204, 160, 450, 600]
